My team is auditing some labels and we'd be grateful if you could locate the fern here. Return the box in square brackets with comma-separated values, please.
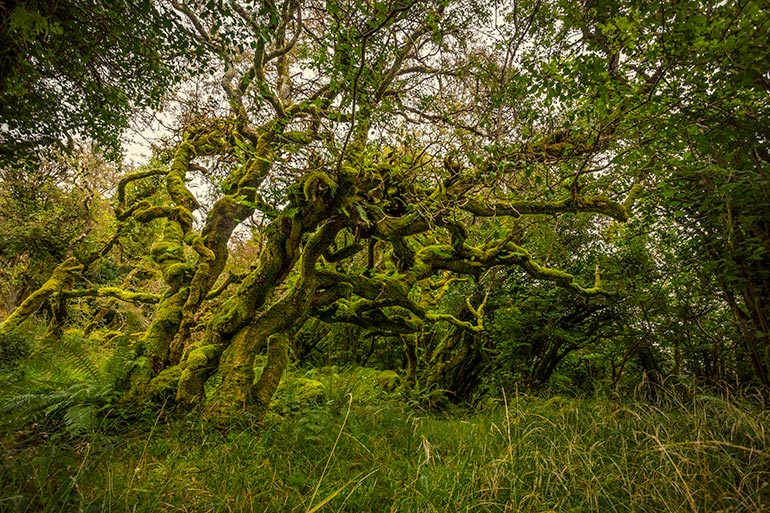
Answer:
[355, 204, 371, 225]
[64, 403, 98, 435]
[0, 332, 136, 436]
[58, 334, 103, 383]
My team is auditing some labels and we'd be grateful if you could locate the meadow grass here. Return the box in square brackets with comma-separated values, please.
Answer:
[2, 382, 769, 513]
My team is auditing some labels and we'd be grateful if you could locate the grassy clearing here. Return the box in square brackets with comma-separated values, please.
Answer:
[2, 384, 769, 513]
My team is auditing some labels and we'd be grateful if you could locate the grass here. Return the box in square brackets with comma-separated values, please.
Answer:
[1, 383, 769, 513]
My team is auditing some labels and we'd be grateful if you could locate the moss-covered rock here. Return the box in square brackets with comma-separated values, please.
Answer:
[144, 365, 183, 401]
[271, 377, 326, 413]
[377, 370, 401, 393]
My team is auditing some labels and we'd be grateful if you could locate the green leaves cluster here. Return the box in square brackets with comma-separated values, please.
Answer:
[0, 0, 191, 164]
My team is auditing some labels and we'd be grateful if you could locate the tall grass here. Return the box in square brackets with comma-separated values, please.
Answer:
[2, 378, 768, 513]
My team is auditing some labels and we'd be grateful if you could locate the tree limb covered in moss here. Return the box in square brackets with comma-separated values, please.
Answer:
[0, 257, 82, 336]
[61, 287, 161, 304]
[115, 167, 167, 211]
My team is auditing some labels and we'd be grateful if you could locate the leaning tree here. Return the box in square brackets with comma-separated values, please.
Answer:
[1, 0, 655, 421]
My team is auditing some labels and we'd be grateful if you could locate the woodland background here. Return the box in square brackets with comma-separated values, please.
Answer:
[1, 0, 769, 511]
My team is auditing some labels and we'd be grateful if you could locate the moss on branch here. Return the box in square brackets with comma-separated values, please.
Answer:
[462, 195, 630, 222]
[62, 287, 161, 304]
[205, 271, 247, 300]
[132, 205, 178, 223]
[176, 342, 224, 407]
[425, 292, 488, 332]
[0, 257, 83, 336]
[492, 241, 615, 297]
[622, 182, 645, 213]
[115, 167, 166, 211]
[251, 333, 290, 419]
[426, 313, 482, 332]
[166, 140, 200, 235]
[323, 241, 366, 262]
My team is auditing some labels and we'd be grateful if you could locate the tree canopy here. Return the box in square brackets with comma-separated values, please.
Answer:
[0, 0, 191, 164]
[1, 0, 768, 423]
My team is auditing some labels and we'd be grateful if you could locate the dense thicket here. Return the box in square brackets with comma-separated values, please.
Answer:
[1, 0, 768, 424]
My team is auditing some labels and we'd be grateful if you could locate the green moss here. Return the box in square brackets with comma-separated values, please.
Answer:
[623, 182, 645, 214]
[303, 367, 404, 400]
[377, 370, 401, 393]
[144, 289, 187, 371]
[151, 221, 185, 266]
[132, 204, 173, 223]
[174, 208, 195, 232]
[188, 234, 215, 260]
[533, 265, 573, 282]
[167, 141, 199, 211]
[248, 333, 289, 415]
[271, 378, 326, 412]
[339, 163, 358, 184]
[0, 257, 82, 336]
[150, 241, 184, 264]
[421, 244, 455, 260]
[126, 356, 153, 391]
[164, 263, 195, 289]
[302, 170, 337, 202]
[63, 286, 161, 304]
[177, 340, 224, 408]
[144, 365, 183, 400]
[185, 344, 221, 369]
[209, 299, 241, 336]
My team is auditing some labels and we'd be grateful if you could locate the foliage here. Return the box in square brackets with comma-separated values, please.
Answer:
[632, 1, 770, 390]
[0, 328, 32, 368]
[0, 330, 138, 437]
[0, 0, 768, 429]
[1, 387, 768, 512]
[0, 0, 195, 164]
[0, 147, 119, 315]
[2, 2, 770, 510]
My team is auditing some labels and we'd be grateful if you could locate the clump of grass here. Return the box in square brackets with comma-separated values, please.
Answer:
[1, 372, 769, 512]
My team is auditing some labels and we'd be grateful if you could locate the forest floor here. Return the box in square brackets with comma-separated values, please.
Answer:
[2, 375, 769, 513]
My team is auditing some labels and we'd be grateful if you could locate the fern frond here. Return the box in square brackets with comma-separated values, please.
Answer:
[58, 334, 103, 383]
[64, 404, 98, 435]
[102, 339, 138, 392]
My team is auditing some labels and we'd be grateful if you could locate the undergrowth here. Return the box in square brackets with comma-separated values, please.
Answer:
[0, 329, 136, 437]
[2, 378, 769, 512]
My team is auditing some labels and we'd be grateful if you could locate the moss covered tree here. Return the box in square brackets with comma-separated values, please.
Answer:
[4, 0, 765, 422]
